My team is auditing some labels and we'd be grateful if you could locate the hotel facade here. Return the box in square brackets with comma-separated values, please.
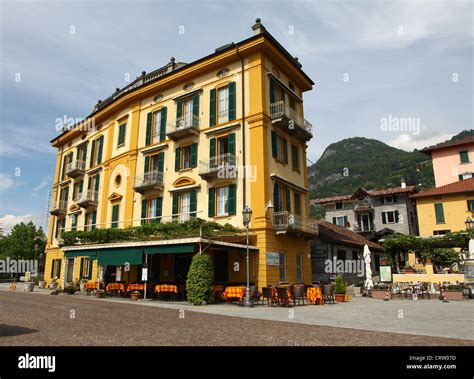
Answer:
[44, 20, 317, 292]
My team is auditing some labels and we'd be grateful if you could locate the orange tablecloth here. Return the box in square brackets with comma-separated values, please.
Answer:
[155, 284, 178, 294]
[307, 287, 323, 304]
[127, 284, 145, 292]
[106, 283, 125, 292]
[224, 286, 246, 299]
[84, 282, 99, 290]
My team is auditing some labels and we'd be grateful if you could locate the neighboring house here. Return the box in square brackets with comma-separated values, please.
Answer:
[45, 20, 317, 289]
[421, 136, 474, 187]
[314, 181, 419, 239]
[311, 221, 383, 285]
[410, 178, 474, 237]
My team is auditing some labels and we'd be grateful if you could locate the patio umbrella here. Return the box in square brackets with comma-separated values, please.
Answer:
[363, 244, 373, 290]
[469, 238, 474, 260]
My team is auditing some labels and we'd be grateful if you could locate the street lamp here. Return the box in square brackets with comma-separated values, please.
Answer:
[242, 206, 253, 307]
[465, 217, 474, 235]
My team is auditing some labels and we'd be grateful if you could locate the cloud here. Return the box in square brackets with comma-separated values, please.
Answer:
[0, 214, 33, 234]
[33, 180, 49, 193]
[0, 173, 14, 191]
[388, 132, 455, 152]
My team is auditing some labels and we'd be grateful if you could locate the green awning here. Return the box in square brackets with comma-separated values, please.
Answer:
[64, 250, 97, 258]
[144, 244, 195, 254]
[97, 248, 143, 266]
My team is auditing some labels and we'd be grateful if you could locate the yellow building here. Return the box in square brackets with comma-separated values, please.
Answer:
[45, 19, 317, 292]
[411, 178, 474, 237]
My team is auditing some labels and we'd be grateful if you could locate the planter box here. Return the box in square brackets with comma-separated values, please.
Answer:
[38, 281, 46, 289]
[371, 290, 391, 299]
[444, 291, 464, 301]
[335, 294, 345, 303]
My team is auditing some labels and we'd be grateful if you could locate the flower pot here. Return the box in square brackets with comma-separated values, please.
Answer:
[444, 291, 464, 301]
[371, 290, 391, 300]
[335, 293, 345, 303]
[50, 282, 58, 290]
[131, 293, 140, 302]
[24, 282, 35, 292]
[39, 281, 46, 289]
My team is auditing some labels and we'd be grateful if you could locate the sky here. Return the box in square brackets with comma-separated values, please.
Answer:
[0, 0, 472, 233]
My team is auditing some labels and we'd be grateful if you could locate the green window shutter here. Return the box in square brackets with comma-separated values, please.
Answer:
[190, 143, 198, 168]
[273, 183, 280, 212]
[343, 216, 348, 226]
[286, 188, 291, 212]
[192, 94, 199, 121]
[228, 82, 236, 120]
[459, 174, 464, 181]
[208, 187, 215, 217]
[64, 186, 69, 202]
[56, 259, 62, 278]
[91, 211, 96, 230]
[156, 197, 163, 222]
[118, 124, 126, 145]
[271, 131, 277, 158]
[357, 214, 361, 226]
[88, 258, 93, 278]
[460, 150, 470, 164]
[81, 142, 88, 164]
[228, 133, 236, 156]
[395, 210, 400, 223]
[380, 197, 385, 204]
[393, 195, 398, 203]
[72, 183, 77, 200]
[332, 217, 336, 225]
[94, 174, 100, 192]
[209, 89, 216, 126]
[382, 212, 387, 224]
[90, 139, 96, 168]
[157, 152, 164, 172]
[146, 112, 152, 146]
[210, 138, 216, 158]
[144, 156, 150, 174]
[68, 153, 73, 164]
[62, 156, 67, 179]
[50, 259, 55, 278]
[141, 199, 147, 225]
[228, 184, 236, 216]
[190, 190, 197, 217]
[292, 145, 299, 169]
[111, 204, 119, 228]
[176, 100, 182, 120]
[172, 193, 179, 222]
[78, 181, 83, 195]
[87, 176, 91, 191]
[269, 78, 276, 104]
[175, 147, 181, 171]
[160, 107, 167, 141]
[79, 258, 84, 279]
[283, 138, 288, 164]
[97, 136, 104, 164]
[434, 203, 445, 223]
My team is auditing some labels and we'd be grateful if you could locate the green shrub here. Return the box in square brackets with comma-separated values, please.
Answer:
[186, 253, 214, 305]
[334, 275, 346, 294]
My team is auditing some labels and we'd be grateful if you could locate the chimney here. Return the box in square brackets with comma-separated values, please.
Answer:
[401, 179, 406, 189]
[252, 18, 266, 35]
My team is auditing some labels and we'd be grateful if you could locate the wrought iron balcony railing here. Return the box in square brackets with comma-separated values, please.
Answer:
[166, 114, 200, 140]
[273, 211, 318, 236]
[133, 171, 164, 193]
[199, 153, 237, 178]
[50, 200, 68, 216]
[66, 160, 86, 178]
[270, 101, 313, 140]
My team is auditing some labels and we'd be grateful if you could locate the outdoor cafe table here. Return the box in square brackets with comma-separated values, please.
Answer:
[155, 284, 178, 294]
[84, 281, 99, 290]
[106, 283, 125, 294]
[127, 284, 145, 292]
[306, 287, 323, 304]
[224, 286, 246, 300]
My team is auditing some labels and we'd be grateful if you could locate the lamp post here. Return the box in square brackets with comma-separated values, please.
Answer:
[465, 217, 474, 236]
[242, 206, 253, 307]
[465, 217, 474, 261]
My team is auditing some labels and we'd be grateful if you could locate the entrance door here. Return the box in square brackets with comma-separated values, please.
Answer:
[175, 255, 193, 284]
[214, 251, 228, 283]
[66, 258, 75, 283]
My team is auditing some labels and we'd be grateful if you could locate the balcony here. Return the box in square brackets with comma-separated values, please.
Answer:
[353, 225, 375, 233]
[66, 160, 86, 178]
[199, 153, 237, 179]
[133, 171, 164, 194]
[270, 101, 313, 142]
[273, 211, 318, 238]
[77, 190, 99, 210]
[166, 114, 199, 141]
[50, 200, 67, 216]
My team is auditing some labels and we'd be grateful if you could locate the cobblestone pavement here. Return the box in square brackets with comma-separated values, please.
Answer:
[1, 291, 472, 346]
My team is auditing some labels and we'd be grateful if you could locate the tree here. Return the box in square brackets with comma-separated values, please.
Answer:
[0, 222, 46, 260]
[186, 252, 214, 305]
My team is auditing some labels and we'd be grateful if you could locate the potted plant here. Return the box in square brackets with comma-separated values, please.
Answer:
[64, 284, 76, 295]
[442, 285, 464, 301]
[50, 278, 59, 289]
[353, 281, 363, 295]
[79, 278, 88, 291]
[38, 274, 46, 289]
[334, 275, 347, 303]
[131, 291, 141, 301]
[95, 289, 105, 298]
[371, 283, 391, 299]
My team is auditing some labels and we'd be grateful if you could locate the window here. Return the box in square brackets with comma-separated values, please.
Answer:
[271, 132, 288, 163]
[459, 172, 474, 181]
[352, 251, 359, 260]
[145, 108, 167, 145]
[382, 211, 399, 224]
[337, 250, 346, 261]
[216, 186, 229, 216]
[55, 218, 65, 239]
[434, 203, 445, 224]
[357, 214, 373, 231]
[50, 259, 62, 279]
[296, 255, 303, 283]
[72, 180, 83, 201]
[468, 200, 474, 211]
[273, 182, 291, 213]
[218, 86, 229, 124]
[333, 216, 347, 227]
[182, 98, 194, 129]
[335, 202, 343, 210]
[117, 123, 126, 146]
[61, 152, 73, 180]
[59, 185, 70, 206]
[208, 185, 236, 217]
[111, 204, 120, 228]
[210, 82, 236, 126]
[70, 213, 79, 232]
[142, 197, 163, 224]
[85, 211, 97, 231]
[179, 192, 191, 223]
[383, 196, 393, 203]
[294, 192, 301, 215]
[460, 150, 470, 164]
[76, 143, 87, 170]
[433, 229, 451, 235]
[79, 257, 93, 279]
[153, 110, 162, 142]
[87, 173, 100, 201]
[209, 134, 236, 170]
[175, 143, 198, 171]
[89, 135, 104, 168]
[291, 144, 299, 171]
[278, 253, 286, 281]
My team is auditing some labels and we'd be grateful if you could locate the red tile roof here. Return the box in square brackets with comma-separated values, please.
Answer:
[315, 186, 417, 204]
[410, 178, 474, 198]
[421, 136, 474, 153]
[316, 221, 383, 251]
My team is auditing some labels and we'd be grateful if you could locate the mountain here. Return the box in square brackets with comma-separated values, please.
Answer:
[308, 130, 474, 200]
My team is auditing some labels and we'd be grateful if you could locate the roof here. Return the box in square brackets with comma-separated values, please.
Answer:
[315, 221, 383, 251]
[410, 177, 474, 198]
[50, 20, 314, 144]
[316, 185, 417, 204]
[421, 136, 474, 154]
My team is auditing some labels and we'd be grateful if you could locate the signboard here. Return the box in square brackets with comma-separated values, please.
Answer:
[465, 260, 474, 283]
[266, 252, 279, 266]
[141, 268, 148, 281]
[379, 265, 392, 283]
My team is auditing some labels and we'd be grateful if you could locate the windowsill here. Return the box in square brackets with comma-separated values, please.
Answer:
[214, 214, 231, 219]
[275, 157, 287, 165]
[178, 168, 193, 173]
[436, 222, 446, 225]
[292, 168, 300, 173]
[117, 143, 125, 148]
